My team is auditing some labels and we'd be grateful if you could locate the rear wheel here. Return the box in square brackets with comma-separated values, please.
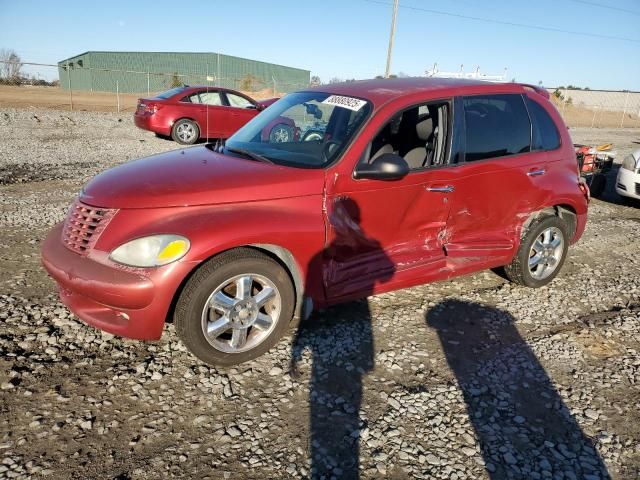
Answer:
[172, 119, 200, 145]
[174, 248, 295, 366]
[504, 215, 569, 288]
[269, 124, 293, 143]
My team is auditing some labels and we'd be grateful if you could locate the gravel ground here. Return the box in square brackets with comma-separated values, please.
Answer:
[0, 108, 639, 480]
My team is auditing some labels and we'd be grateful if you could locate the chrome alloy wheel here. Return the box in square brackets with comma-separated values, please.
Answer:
[528, 226, 564, 280]
[176, 122, 197, 142]
[270, 126, 290, 143]
[201, 274, 281, 353]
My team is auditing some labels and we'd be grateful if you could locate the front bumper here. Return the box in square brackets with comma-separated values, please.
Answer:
[41, 223, 195, 340]
[616, 167, 640, 200]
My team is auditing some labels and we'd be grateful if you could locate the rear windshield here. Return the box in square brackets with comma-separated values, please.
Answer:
[154, 87, 187, 99]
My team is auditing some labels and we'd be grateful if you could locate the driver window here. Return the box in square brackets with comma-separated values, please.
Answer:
[226, 93, 254, 108]
[368, 101, 450, 170]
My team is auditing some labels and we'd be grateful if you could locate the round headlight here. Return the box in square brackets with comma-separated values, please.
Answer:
[110, 234, 190, 267]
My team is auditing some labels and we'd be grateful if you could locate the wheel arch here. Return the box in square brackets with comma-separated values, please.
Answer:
[519, 204, 577, 242]
[165, 243, 307, 327]
[171, 117, 201, 132]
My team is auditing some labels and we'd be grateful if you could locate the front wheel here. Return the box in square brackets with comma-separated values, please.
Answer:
[174, 248, 295, 366]
[172, 119, 200, 145]
[503, 215, 569, 288]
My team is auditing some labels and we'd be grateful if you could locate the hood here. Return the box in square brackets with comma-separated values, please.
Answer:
[257, 97, 279, 108]
[81, 146, 325, 209]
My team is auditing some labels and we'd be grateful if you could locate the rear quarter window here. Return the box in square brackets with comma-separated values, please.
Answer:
[463, 94, 531, 162]
[525, 96, 561, 151]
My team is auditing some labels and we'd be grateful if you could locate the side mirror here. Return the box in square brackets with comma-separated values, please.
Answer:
[354, 153, 410, 180]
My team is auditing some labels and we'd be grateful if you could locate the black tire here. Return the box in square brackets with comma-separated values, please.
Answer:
[174, 248, 295, 366]
[588, 174, 606, 198]
[269, 124, 294, 143]
[171, 119, 200, 145]
[504, 215, 569, 288]
[620, 195, 640, 208]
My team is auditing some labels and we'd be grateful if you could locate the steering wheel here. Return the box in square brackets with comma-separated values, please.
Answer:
[468, 104, 490, 117]
[322, 140, 343, 162]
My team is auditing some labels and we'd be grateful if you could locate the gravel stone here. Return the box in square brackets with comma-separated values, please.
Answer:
[0, 112, 638, 479]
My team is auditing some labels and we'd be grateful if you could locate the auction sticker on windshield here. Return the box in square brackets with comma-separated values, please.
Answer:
[322, 95, 367, 111]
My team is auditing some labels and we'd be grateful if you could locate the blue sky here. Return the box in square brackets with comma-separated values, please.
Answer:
[1, 0, 639, 90]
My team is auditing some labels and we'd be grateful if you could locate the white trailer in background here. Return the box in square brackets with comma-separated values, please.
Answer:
[426, 63, 508, 83]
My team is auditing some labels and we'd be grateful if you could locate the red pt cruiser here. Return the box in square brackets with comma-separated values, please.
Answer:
[42, 78, 589, 366]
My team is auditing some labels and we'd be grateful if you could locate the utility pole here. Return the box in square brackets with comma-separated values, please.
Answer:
[384, 0, 399, 78]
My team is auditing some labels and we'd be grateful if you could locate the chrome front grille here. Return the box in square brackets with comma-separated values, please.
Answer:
[62, 200, 115, 255]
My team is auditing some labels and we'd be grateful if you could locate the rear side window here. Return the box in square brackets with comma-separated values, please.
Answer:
[463, 94, 531, 162]
[183, 91, 223, 106]
[525, 96, 561, 151]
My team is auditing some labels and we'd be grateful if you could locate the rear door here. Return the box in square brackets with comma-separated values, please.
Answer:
[179, 89, 227, 138]
[444, 93, 548, 261]
[221, 92, 260, 137]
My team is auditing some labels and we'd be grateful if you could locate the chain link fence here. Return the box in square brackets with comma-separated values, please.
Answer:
[0, 61, 310, 112]
[1, 61, 640, 129]
[548, 88, 640, 129]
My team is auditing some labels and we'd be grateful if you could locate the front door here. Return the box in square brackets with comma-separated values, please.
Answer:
[221, 92, 260, 138]
[324, 99, 456, 302]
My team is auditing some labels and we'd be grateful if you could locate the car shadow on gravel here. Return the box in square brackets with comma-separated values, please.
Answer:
[426, 299, 611, 480]
[290, 197, 394, 479]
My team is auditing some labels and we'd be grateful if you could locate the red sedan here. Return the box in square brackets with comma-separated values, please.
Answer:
[134, 86, 283, 144]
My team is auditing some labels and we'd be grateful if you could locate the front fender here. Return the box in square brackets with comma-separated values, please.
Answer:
[95, 195, 327, 303]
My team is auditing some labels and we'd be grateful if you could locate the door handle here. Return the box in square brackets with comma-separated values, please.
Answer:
[527, 168, 546, 177]
[426, 185, 455, 193]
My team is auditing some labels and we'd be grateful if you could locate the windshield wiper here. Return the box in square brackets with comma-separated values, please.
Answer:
[225, 146, 273, 164]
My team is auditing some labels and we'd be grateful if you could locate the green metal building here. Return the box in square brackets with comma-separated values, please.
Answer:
[57, 51, 310, 94]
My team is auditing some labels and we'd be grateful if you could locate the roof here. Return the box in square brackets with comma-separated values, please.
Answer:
[307, 77, 533, 108]
[57, 51, 309, 73]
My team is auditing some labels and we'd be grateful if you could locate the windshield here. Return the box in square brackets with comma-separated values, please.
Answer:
[224, 92, 372, 168]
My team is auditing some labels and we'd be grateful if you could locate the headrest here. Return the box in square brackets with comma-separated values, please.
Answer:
[416, 117, 433, 141]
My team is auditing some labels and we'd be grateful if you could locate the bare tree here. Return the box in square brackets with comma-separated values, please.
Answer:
[0, 49, 22, 81]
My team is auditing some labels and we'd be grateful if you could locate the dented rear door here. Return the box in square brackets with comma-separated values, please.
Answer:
[444, 94, 549, 262]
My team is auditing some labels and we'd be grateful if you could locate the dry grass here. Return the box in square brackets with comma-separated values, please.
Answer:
[0, 85, 279, 113]
[1, 85, 639, 129]
[550, 96, 640, 129]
